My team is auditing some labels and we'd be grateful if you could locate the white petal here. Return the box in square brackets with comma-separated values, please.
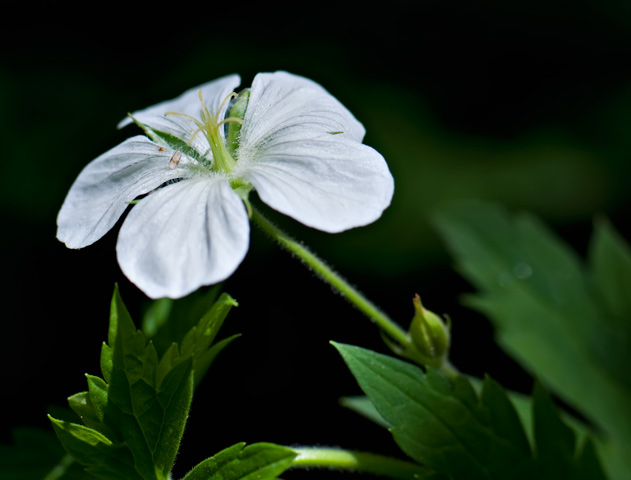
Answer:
[116, 175, 250, 299]
[118, 75, 241, 153]
[57, 136, 191, 248]
[235, 134, 394, 233]
[240, 71, 366, 148]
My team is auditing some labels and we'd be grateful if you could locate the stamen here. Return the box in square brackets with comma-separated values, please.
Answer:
[216, 92, 238, 120]
[161, 89, 242, 173]
[187, 127, 205, 146]
[216, 117, 244, 128]
[164, 111, 205, 130]
[197, 90, 213, 125]
[168, 151, 182, 169]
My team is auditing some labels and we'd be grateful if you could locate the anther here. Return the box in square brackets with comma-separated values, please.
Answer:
[168, 151, 182, 169]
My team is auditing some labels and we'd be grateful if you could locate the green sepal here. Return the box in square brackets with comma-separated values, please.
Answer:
[182, 442, 296, 480]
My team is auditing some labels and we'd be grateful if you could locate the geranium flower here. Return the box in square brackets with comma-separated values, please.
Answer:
[57, 71, 394, 299]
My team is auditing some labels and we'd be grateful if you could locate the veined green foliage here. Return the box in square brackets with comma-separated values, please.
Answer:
[333, 342, 607, 480]
[182, 442, 297, 480]
[432, 200, 631, 480]
[48, 285, 238, 480]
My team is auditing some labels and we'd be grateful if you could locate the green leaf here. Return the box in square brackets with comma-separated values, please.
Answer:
[333, 342, 535, 480]
[142, 285, 223, 355]
[49, 417, 138, 479]
[182, 442, 297, 480]
[178, 292, 239, 388]
[334, 342, 609, 480]
[50, 284, 236, 480]
[589, 217, 631, 341]
[147, 291, 239, 388]
[339, 395, 391, 429]
[532, 382, 608, 479]
[432, 200, 631, 480]
[68, 391, 102, 434]
[0, 428, 95, 480]
[576, 439, 609, 480]
[106, 297, 194, 478]
[531, 382, 576, 477]
[468, 377, 590, 448]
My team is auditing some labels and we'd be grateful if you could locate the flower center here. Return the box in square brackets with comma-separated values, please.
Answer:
[165, 90, 243, 174]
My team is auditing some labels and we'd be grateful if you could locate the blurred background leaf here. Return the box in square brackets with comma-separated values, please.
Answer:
[0, 428, 94, 479]
[2, 1, 631, 477]
[432, 200, 631, 479]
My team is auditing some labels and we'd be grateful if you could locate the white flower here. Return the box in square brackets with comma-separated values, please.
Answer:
[57, 71, 394, 299]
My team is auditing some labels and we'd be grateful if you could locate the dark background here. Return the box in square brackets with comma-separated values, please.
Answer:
[2, 1, 631, 476]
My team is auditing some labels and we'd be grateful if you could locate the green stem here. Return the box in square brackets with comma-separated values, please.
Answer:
[250, 206, 410, 347]
[43, 454, 75, 480]
[289, 447, 432, 480]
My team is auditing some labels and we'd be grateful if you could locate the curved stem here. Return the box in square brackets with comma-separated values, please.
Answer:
[289, 447, 432, 480]
[250, 206, 410, 347]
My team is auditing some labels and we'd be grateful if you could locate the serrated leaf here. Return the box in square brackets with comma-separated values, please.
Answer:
[68, 391, 102, 434]
[576, 438, 609, 480]
[142, 286, 223, 356]
[180, 293, 238, 358]
[532, 381, 608, 479]
[339, 395, 392, 429]
[100, 342, 112, 384]
[106, 288, 194, 479]
[335, 342, 610, 479]
[150, 291, 238, 389]
[156, 342, 181, 386]
[49, 416, 139, 480]
[193, 333, 240, 389]
[86, 374, 108, 423]
[50, 284, 237, 480]
[481, 376, 531, 460]
[589, 218, 631, 341]
[333, 342, 535, 480]
[532, 382, 576, 477]
[182, 442, 297, 480]
[153, 357, 194, 473]
[432, 200, 631, 480]
[468, 377, 590, 448]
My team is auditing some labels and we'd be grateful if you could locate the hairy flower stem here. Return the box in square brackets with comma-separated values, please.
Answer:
[289, 447, 431, 480]
[250, 206, 410, 348]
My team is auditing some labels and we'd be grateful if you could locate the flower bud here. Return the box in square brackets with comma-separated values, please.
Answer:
[408, 294, 450, 368]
